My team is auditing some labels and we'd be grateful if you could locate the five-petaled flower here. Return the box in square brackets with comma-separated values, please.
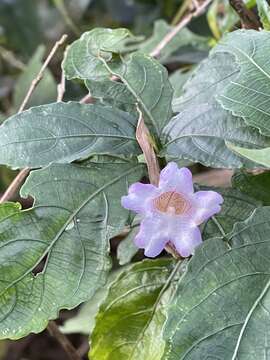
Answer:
[121, 162, 223, 258]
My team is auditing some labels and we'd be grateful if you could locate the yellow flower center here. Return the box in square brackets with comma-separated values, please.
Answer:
[153, 191, 191, 215]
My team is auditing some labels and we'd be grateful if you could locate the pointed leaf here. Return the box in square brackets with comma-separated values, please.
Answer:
[227, 143, 270, 167]
[63, 28, 140, 81]
[0, 102, 140, 169]
[0, 161, 145, 339]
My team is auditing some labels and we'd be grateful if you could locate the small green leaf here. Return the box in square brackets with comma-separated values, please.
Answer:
[0, 102, 140, 168]
[233, 171, 270, 205]
[62, 28, 139, 81]
[13, 45, 57, 110]
[163, 207, 270, 359]
[90, 259, 185, 360]
[161, 51, 270, 168]
[257, 0, 270, 30]
[216, 30, 270, 136]
[63, 29, 173, 138]
[227, 143, 270, 167]
[0, 161, 145, 339]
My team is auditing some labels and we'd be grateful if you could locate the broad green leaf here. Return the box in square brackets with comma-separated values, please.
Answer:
[163, 207, 270, 359]
[13, 45, 57, 110]
[90, 258, 185, 360]
[139, 20, 209, 62]
[257, 0, 270, 30]
[161, 52, 270, 168]
[62, 28, 139, 81]
[215, 30, 270, 136]
[103, 52, 173, 138]
[0, 161, 145, 339]
[201, 187, 261, 239]
[227, 143, 270, 167]
[117, 222, 139, 265]
[60, 270, 121, 335]
[0, 102, 140, 169]
[233, 171, 270, 205]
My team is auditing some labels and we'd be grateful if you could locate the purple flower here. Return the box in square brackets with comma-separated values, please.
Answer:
[121, 162, 223, 258]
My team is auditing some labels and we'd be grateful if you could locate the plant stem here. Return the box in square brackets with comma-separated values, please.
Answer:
[19, 34, 68, 113]
[47, 321, 81, 360]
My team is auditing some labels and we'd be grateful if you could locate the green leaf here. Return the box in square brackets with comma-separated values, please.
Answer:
[163, 206, 270, 359]
[139, 20, 209, 62]
[63, 29, 173, 138]
[227, 143, 270, 167]
[161, 51, 270, 168]
[215, 30, 270, 136]
[60, 270, 121, 335]
[0, 161, 145, 339]
[102, 52, 173, 138]
[90, 258, 185, 360]
[62, 28, 139, 81]
[117, 222, 139, 265]
[85, 79, 136, 113]
[0, 102, 140, 169]
[201, 187, 261, 239]
[257, 0, 270, 30]
[13, 45, 57, 110]
[233, 171, 270, 206]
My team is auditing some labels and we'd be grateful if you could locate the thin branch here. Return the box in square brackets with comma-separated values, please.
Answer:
[0, 34, 68, 204]
[19, 34, 68, 113]
[47, 321, 81, 360]
[150, 0, 213, 58]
